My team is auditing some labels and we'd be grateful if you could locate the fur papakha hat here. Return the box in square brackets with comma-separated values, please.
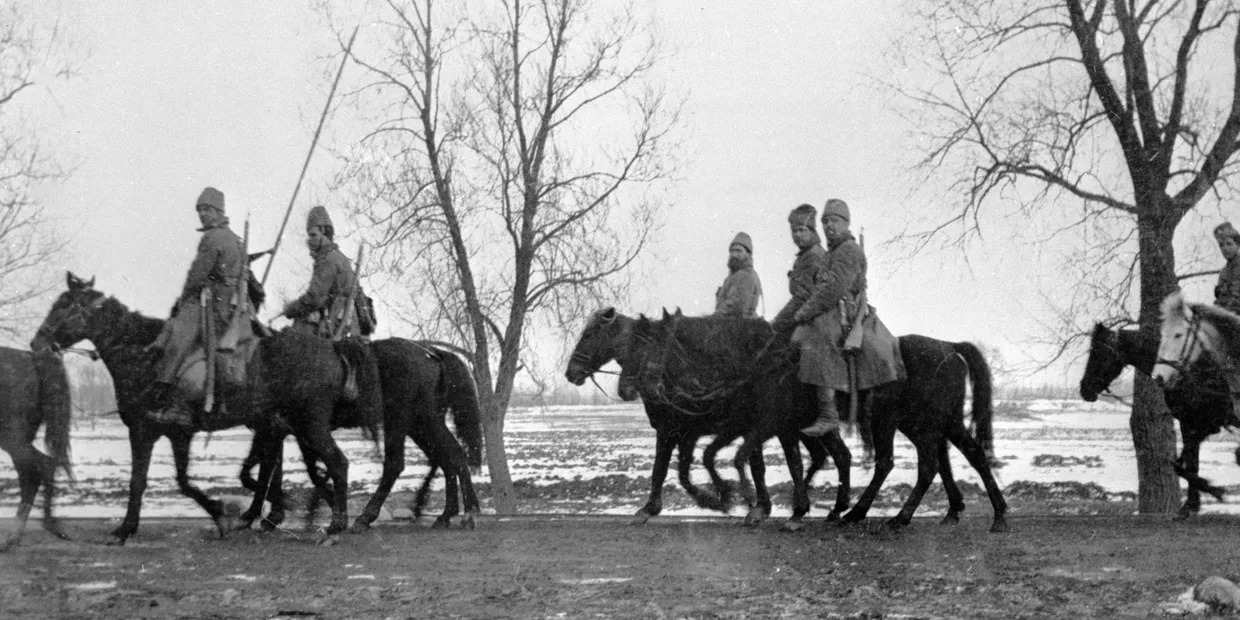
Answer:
[196, 187, 225, 213]
[730, 232, 753, 254]
[822, 198, 850, 222]
[1215, 221, 1240, 243]
[787, 204, 817, 228]
[306, 205, 334, 231]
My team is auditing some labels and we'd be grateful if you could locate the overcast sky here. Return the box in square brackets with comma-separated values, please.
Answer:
[22, 1, 1235, 387]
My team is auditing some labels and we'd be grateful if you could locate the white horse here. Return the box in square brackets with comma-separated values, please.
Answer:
[1153, 290, 1240, 389]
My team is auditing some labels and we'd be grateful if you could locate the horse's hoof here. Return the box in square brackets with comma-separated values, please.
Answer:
[460, 514, 477, 530]
[629, 513, 651, 526]
[824, 510, 842, 523]
[989, 519, 1010, 534]
[743, 507, 769, 527]
[43, 520, 71, 541]
[348, 521, 371, 535]
[316, 533, 340, 547]
[432, 516, 451, 529]
[779, 519, 805, 533]
[883, 518, 908, 531]
[106, 536, 127, 547]
[939, 514, 961, 526]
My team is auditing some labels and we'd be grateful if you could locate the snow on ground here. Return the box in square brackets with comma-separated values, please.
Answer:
[5, 398, 1240, 518]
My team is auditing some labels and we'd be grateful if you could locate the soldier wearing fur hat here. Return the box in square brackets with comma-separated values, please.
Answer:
[1215, 222, 1240, 314]
[282, 205, 361, 339]
[149, 187, 245, 406]
[772, 199, 904, 437]
[714, 231, 763, 318]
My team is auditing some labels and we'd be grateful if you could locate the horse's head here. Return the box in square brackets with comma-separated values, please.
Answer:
[565, 307, 629, 385]
[1153, 291, 1224, 390]
[628, 308, 687, 401]
[1079, 323, 1124, 402]
[31, 272, 108, 352]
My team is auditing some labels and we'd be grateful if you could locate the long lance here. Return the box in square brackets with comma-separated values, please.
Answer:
[260, 25, 360, 288]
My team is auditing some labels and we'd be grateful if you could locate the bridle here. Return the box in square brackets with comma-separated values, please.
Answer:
[1156, 312, 1206, 376]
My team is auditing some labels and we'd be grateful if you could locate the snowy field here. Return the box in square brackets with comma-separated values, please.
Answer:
[4, 398, 1240, 519]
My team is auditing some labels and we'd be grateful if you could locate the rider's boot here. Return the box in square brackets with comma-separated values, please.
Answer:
[802, 386, 840, 437]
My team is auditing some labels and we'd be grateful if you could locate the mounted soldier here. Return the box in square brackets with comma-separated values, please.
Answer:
[280, 205, 367, 340]
[148, 187, 247, 410]
[714, 232, 763, 319]
[771, 199, 905, 437]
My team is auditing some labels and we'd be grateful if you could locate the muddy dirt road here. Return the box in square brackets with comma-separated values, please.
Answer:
[4, 513, 1238, 619]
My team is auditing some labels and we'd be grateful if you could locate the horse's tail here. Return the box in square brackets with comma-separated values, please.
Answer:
[951, 341, 996, 463]
[335, 339, 384, 447]
[33, 350, 73, 479]
[436, 350, 484, 470]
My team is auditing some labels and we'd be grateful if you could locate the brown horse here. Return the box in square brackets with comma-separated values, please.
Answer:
[0, 347, 73, 551]
[31, 272, 383, 545]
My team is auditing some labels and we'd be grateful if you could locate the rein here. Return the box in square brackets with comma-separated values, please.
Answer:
[1157, 313, 1204, 374]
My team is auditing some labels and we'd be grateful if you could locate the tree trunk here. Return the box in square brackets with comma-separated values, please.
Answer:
[1132, 211, 1182, 513]
[477, 381, 517, 514]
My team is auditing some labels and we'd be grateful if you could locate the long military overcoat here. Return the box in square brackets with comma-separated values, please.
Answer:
[284, 241, 360, 339]
[773, 235, 904, 391]
[714, 256, 763, 318]
[1216, 255, 1240, 314]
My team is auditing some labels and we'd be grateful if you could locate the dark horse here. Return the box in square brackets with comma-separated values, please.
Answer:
[1079, 322, 1238, 518]
[565, 308, 854, 529]
[0, 347, 73, 550]
[640, 312, 1008, 533]
[239, 339, 484, 530]
[31, 272, 383, 545]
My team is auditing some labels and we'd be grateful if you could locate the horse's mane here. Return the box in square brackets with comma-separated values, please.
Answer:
[660, 315, 780, 384]
[98, 296, 166, 348]
[1190, 303, 1240, 361]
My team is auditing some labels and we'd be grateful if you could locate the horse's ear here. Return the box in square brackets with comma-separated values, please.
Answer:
[1161, 290, 1187, 319]
[86, 275, 95, 289]
[661, 307, 672, 321]
[674, 307, 684, 318]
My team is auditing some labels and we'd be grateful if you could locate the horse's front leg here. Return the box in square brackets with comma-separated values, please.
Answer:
[1172, 431, 1217, 520]
[820, 430, 852, 521]
[168, 431, 234, 539]
[110, 426, 161, 545]
[634, 428, 675, 524]
[775, 435, 808, 532]
[745, 441, 772, 527]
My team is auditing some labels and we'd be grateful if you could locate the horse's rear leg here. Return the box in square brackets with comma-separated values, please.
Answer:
[2, 451, 43, 551]
[111, 428, 160, 545]
[634, 431, 675, 524]
[842, 415, 897, 526]
[169, 432, 234, 539]
[353, 415, 409, 532]
[886, 438, 939, 530]
[948, 426, 1009, 533]
[413, 462, 440, 519]
[937, 440, 965, 526]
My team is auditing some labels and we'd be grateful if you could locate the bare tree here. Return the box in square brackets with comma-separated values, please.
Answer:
[329, 0, 678, 512]
[0, 2, 78, 343]
[889, 1, 1240, 512]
